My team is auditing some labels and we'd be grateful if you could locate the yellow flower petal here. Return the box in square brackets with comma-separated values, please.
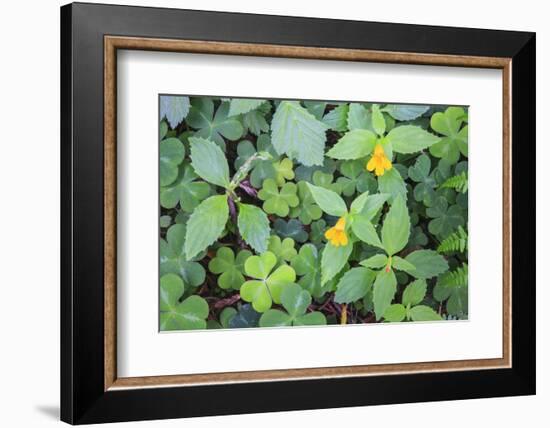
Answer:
[366, 157, 376, 172]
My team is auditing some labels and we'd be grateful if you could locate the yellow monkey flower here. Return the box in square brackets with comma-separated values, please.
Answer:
[366, 143, 392, 176]
[325, 217, 348, 247]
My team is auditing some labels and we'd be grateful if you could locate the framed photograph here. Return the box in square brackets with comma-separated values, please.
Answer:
[61, 2, 536, 424]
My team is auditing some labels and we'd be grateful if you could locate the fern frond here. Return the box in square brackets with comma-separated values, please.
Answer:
[437, 226, 468, 254]
[438, 263, 468, 288]
[440, 171, 468, 193]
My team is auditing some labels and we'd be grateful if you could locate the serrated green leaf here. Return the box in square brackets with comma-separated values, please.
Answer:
[383, 304, 406, 322]
[334, 267, 375, 304]
[184, 195, 229, 260]
[228, 98, 266, 116]
[306, 183, 347, 217]
[392, 256, 416, 273]
[271, 101, 328, 166]
[382, 104, 429, 121]
[347, 103, 373, 131]
[321, 241, 353, 285]
[359, 254, 388, 269]
[323, 104, 349, 132]
[409, 305, 442, 321]
[386, 125, 440, 154]
[326, 129, 376, 160]
[237, 203, 270, 253]
[351, 215, 383, 249]
[189, 137, 230, 188]
[371, 104, 386, 136]
[404, 250, 449, 279]
[373, 269, 397, 320]
[402, 279, 427, 306]
[160, 95, 190, 128]
[381, 195, 410, 256]
[378, 168, 407, 202]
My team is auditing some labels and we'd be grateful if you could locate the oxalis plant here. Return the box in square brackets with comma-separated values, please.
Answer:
[159, 96, 469, 330]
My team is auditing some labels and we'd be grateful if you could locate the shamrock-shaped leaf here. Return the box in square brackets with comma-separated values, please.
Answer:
[408, 154, 436, 206]
[258, 179, 299, 216]
[228, 304, 261, 328]
[259, 284, 327, 327]
[291, 244, 323, 297]
[267, 235, 297, 263]
[160, 163, 211, 211]
[273, 158, 295, 185]
[429, 107, 468, 164]
[309, 219, 327, 245]
[234, 136, 279, 188]
[426, 196, 465, 239]
[294, 159, 337, 182]
[160, 137, 185, 186]
[273, 219, 308, 243]
[208, 247, 252, 290]
[337, 160, 377, 196]
[186, 98, 244, 149]
[160, 274, 209, 331]
[160, 224, 206, 287]
[289, 181, 323, 225]
[240, 252, 297, 312]
[271, 101, 329, 166]
[160, 95, 190, 129]
[312, 170, 343, 194]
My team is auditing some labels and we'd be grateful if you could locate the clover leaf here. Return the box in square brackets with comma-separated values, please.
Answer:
[426, 196, 465, 239]
[273, 158, 295, 185]
[160, 274, 209, 331]
[160, 137, 185, 186]
[309, 219, 327, 245]
[312, 170, 343, 195]
[160, 224, 206, 287]
[186, 98, 244, 150]
[208, 247, 252, 290]
[290, 244, 324, 297]
[337, 160, 377, 196]
[258, 179, 299, 216]
[408, 153, 436, 206]
[228, 304, 261, 328]
[259, 283, 327, 327]
[240, 252, 297, 312]
[429, 106, 468, 164]
[289, 181, 322, 225]
[234, 135, 279, 188]
[160, 162, 211, 211]
[267, 235, 297, 264]
[273, 219, 308, 243]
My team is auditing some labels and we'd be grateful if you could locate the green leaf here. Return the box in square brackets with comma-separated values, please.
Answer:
[187, 98, 244, 149]
[281, 283, 311, 317]
[381, 195, 410, 256]
[160, 273, 185, 312]
[360, 193, 390, 220]
[184, 195, 229, 260]
[244, 251, 277, 279]
[373, 269, 397, 320]
[219, 307, 237, 328]
[291, 244, 322, 297]
[383, 304, 406, 322]
[160, 138, 185, 186]
[259, 309, 292, 327]
[351, 215, 384, 249]
[273, 158, 295, 185]
[429, 107, 468, 164]
[289, 181, 323, 225]
[337, 160, 377, 197]
[258, 179, 299, 216]
[305, 183, 347, 217]
[402, 279, 427, 306]
[234, 136, 278, 188]
[160, 95, 190, 128]
[382, 104, 429, 121]
[271, 101, 328, 166]
[321, 241, 353, 285]
[347, 103, 373, 131]
[228, 304, 261, 328]
[386, 125, 440, 154]
[160, 295, 209, 331]
[371, 105, 386, 136]
[228, 98, 266, 116]
[208, 247, 251, 290]
[160, 163, 211, 211]
[391, 256, 416, 273]
[359, 254, 388, 269]
[409, 305, 442, 322]
[334, 267, 375, 304]
[237, 203, 270, 253]
[323, 104, 349, 132]
[408, 154, 436, 205]
[426, 197, 465, 238]
[378, 168, 407, 202]
[294, 311, 327, 326]
[273, 219, 308, 243]
[326, 129, 377, 160]
[404, 250, 449, 279]
[189, 136, 230, 188]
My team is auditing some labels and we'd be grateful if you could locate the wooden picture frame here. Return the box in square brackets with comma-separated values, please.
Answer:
[61, 2, 535, 424]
